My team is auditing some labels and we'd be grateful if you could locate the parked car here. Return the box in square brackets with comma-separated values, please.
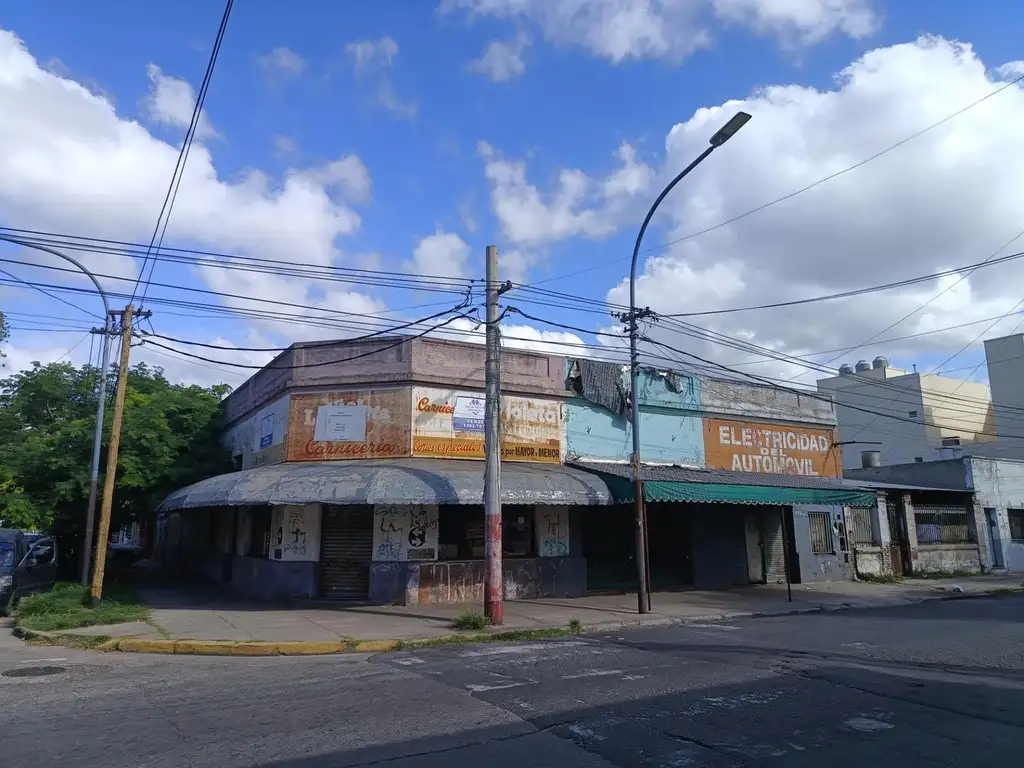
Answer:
[0, 528, 59, 616]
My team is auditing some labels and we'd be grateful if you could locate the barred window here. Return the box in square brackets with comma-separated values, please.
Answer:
[1009, 509, 1024, 542]
[808, 511, 834, 555]
[914, 505, 974, 545]
[848, 507, 875, 545]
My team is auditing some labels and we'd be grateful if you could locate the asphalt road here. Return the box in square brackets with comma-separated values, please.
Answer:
[2, 596, 1023, 767]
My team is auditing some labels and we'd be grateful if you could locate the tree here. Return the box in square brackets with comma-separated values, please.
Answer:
[0, 309, 8, 359]
[0, 358, 232, 575]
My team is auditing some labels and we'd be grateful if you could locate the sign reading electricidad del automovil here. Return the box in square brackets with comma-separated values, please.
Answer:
[703, 418, 840, 477]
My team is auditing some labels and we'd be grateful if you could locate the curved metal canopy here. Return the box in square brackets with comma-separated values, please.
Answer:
[159, 459, 614, 511]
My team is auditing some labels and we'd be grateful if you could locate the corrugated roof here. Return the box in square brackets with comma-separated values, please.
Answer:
[159, 459, 614, 511]
[571, 461, 858, 491]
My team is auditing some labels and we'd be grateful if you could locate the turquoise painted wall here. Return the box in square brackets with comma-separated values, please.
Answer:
[565, 369, 704, 465]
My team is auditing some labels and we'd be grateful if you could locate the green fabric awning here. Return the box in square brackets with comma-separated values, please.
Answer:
[585, 465, 877, 507]
[643, 480, 876, 506]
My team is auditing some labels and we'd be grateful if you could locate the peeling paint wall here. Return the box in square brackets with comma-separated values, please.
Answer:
[223, 394, 290, 469]
[965, 457, 1024, 572]
[791, 505, 852, 582]
[368, 557, 587, 605]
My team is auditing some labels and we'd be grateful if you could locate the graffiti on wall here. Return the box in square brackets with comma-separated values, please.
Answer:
[536, 506, 570, 557]
[372, 504, 439, 562]
[270, 504, 321, 562]
[411, 386, 562, 463]
[287, 390, 411, 461]
[703, 418, 840, 477]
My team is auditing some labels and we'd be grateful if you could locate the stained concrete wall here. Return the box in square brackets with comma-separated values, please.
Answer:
[967, 457, 1024, 572]
[791, 505, 852, 582]
[223, 337, 571, 428]
[703, 378, 837, 425]
[368, 557, 587, 605]
[223, 394, 290, 469]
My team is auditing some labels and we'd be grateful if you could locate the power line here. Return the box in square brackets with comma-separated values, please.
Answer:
[133, 0, 234, 304]
[656, 249, 1024, 318]
[140, 313, 475, 371]
[638, 333, 1024, 440]
[524, 70, 1024, 288]
[0, 227, 477, 293]
[0, 266, 102, 320]
[140, 302, 475, 353]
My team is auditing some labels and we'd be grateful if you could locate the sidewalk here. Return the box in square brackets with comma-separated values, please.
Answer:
[47, 573, 1022, 652]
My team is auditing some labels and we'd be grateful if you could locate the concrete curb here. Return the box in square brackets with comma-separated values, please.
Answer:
[13, 586, 1021, 656]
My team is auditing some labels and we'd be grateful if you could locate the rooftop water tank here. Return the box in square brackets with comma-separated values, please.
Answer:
[855, 360, 871, 373]
[872, 356, 889, 369]
[839, 363, 855, 374]
[861, 450, 881, 468]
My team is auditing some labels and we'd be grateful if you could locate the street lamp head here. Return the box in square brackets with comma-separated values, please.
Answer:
[709, 111, 751, 147]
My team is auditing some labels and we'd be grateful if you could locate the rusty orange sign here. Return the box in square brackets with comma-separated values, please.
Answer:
[287, 390, 411, 462]
[703, 418, 840, 477]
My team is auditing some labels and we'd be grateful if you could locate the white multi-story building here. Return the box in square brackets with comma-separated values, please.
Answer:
[817, 356, 996, 470]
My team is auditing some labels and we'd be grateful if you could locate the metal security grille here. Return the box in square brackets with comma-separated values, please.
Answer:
[808, 511, 834, 555]
[848, 507, 875, 545]
[318, 505, 373, 600]
[914, 503, 975, 545]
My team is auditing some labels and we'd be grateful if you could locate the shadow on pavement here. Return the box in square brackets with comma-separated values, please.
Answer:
[247, 660, 1024, 767]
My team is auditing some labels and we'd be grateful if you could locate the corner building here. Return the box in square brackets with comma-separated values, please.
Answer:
[157, 337, 873, 604]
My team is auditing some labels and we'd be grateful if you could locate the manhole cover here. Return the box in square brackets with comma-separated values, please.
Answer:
[2, 666, 66, 678]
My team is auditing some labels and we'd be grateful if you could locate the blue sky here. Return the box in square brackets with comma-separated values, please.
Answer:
[2, 0, 1024, 390]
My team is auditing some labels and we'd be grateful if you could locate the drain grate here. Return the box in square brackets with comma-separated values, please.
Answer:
[2, 666, 66, 678]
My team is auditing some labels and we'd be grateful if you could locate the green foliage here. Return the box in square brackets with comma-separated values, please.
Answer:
[0, 309, 8, 351]
[0, 358, 232, 570]
[15, 582, 149, 632]
[451, 610, 490, 630]
[568, 618, 583, 635]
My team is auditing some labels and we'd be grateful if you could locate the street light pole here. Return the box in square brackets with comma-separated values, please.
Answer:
[626, 111, 751, 614]
[0, 236, 111, 585]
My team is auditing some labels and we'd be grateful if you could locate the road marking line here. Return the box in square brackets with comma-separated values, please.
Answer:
[463, 640, 588, 657]
[688, 624, 741, 630]
[466, 682, 525, 692]
[560, 669, 624, 680]
[20, 658, 67, 663]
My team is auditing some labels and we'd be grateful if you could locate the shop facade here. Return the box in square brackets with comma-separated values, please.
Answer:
[158, 360, 613, 603]
[564, 360, 874, 588]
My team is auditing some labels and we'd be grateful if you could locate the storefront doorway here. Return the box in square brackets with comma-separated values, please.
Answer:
[318, 505, 373, 600]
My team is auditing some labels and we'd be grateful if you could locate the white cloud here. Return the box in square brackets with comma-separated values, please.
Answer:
[407, 230, 473, 279]
[376, 81, 418, 120]
[711, 0, 878, 45]
[590, 37, 1024, 383]
[470, 31, 530, 82]
[0, 27, 381, 349]
[345, 37, 417, 119]
[259, 46, 306, 78]
[346, 37, 399, 73]
[478, 140, 653, 246]
[143, 64, 217, 140]
[441, 316, 595, 358]
[273, 134, 299, 155]
[441, 0, 876, 63]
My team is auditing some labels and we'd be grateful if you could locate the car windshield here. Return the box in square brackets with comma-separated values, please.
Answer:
[0, 544, 14, 568]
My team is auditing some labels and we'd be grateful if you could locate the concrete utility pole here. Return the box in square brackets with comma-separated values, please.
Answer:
[483, 244, 504, 625]
[90, 304, 149, 603]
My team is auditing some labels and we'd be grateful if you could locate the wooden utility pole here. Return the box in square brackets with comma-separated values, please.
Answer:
[89, 304, 149, 603]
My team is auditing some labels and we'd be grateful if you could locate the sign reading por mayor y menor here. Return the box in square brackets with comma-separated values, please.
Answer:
[287, 390, 411, 461]
[412, 386, 562, 463]
[703, 418, 840, 477]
